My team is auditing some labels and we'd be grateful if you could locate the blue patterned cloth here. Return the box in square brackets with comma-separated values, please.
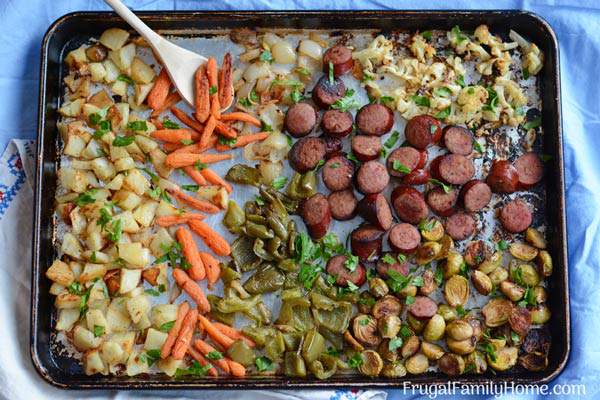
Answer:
[1, 0, 599, 398]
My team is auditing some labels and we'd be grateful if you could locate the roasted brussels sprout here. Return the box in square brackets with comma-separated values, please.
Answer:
[381, 362, 407, 377]
[525, 227, 547, 249]
[446, 320, 474, 341]
[488, 267, 509, 286]
[519, 352, 548, 371]
[530, 304, 551, 324]
[487, 346, 518, 371]
[471, 270, 493, 295]
[444, 275, 470, 307]
[511, 262, 540, 287]
[537, 250, 553, 277]
[369, 277, 389, 298]
[358, 291, 376, 314]
[437, 304, 458, 322]
[522, 328, 551, 354]
[464, 240, 491, 267]
[447, 336, 476, 355]
[344, 330, 365, 352]
[437, 235, 454, 260]
[510, 242, 538, 261]
[405, 353, 429, 375]
[443, 251, 464, 278]
[464, 351, 487, 374]
[532, 286, 548, 303]
[416, 242, 442, 265]
[353, 314, 381, 347]
[419, 269, 437, 296]
[358, 350, 383, 377]
[421, 342, 444, 360]
[378, 339, 399, 362]
[420, 219, 444, 241]
[482, 298, 512, 327]
[378, 315, 401, 339]
[478, 251, 503, 274]
[500, 281, 525, 302]
[438, 353, 465, 376]
[401, 335, 421, 358]
[371, 295, 402, 319]
[423, 314, 446, 342]
[508, 306, 532, 336]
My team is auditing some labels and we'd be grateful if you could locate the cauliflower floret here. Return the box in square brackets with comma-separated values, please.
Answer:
[457, 85, 488, 114]
[409, 34, 436, 62]
[352, 35, 394, 71]
[446, 55, 467, 77]
[523, 43, 544, 75]
[448, 26, 470, 54]
[495, 77, 527, 107]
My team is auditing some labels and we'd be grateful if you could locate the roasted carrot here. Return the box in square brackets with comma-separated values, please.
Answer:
[187, 346, 218, 377]
[151, 118, 164, 130]
[160, 301, 190, 359]
[199, 115, 217, 149]
[188, 219, 231, 256]
[212, 322, 256, 348]
[151, 129, 194, 143]
[197, 315, 234, 349]
[215, 132, 269, 152]
[172, 308, 199, 360]
[219, 112, 261, 127]
[165, 152, 233, 168]
[194, 339, 231, 374]
[147, 68, 172, 110]
[172, 269, 211, 313]
[218, 53, 233, 111]
[163, 142, 184, 152]
[151, 91, 181, 118]
[176, 226, 205, 281]
[183, 165, 208, 185]
[206, 57, 221, 118]
[199, 251, 221, 288]
[200, 168, 232, 193]
[171, 106, 205, 132]
[226, 358, 246, 377]
[169, 188, 221, 214]
[155, 213, 205, 227]
[215, 120, 238, 139]
[194, 64, 211, 123]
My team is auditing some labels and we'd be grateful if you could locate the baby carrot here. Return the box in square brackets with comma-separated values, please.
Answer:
[206, 57, 220, 118]
[169, 188, 221, 214]
[194, 64, 210, 123]
[197, 315, 234, 349]
[155, 213, 205, 227]
[226, 358, 246, 377]
[187, 346, 218, 376]
[171, 106, 205, 132]
[218, 53, 233, 110]
[215, 132, 269, 152]
[199, 115, 217, 149]
[214, 120, 238, 139]
[151, 91, 181, 117]
[187, 219, 231, 256]
[163, 142, 183, 152]
[165, 152, 233, 168]
[194, 339, 230, 374]
[147, 68, 172, 110]
[200, 168, 232, 193]
[172, 269, 210, 313]
[151, 129, 194, 143]
[160, 301, 190, 359]
[172, 308, 199, 360]
[199, 251, 221, 288]
[212, 322, 256, 348]
[176, 226, 205, 281]
[219, 112, 261, 127]
[183, 165, 208, 185]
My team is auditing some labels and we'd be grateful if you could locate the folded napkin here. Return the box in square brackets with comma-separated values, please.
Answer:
[0, 138, 386, 400]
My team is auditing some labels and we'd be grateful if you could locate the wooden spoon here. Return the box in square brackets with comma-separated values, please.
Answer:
[104, 0, 233, 110]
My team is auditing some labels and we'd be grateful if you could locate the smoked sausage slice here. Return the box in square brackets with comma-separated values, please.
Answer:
[352, 135, 381, 162]
[443, 125, 473, 155]
[499, 199, 533, 233]
[356, 160, 390, 194]
[356, 104, 394, 136]
[391, 186, 429, 224]
[460, 180, 492, 212]
[322, 155, 354, 191]
[357, 193, 393, 231]
[438, 154, 475, 185]
[408, 296, 438, 319]
[405, 115, 442, 149]
[514, 152, 544, 189]
[388, 223, 421, 254]
[321, 109, 353, 138]
[326, 254, 366, 286]
[350, 224, 384, 261]
[284, 102, 317, 138]
[426, 187, 458, 217]
[289, 137, 326, 173]
[486, 160, 519, 194]
[328, 189, 358, 221]
[323, 45, 354, 77]
[301, 193, 331, 239]
[445, 212, 476, 241]
[312, 76, 345, 109]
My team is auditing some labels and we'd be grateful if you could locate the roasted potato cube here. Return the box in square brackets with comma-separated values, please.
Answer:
[84, 349, 108, 375]
[65, 45, 88, 68]
[86, 309, 109, 335]
[79, 263, 108, 283]
[133, 200, 158, 227]
[61, 232, 83, 259]
[126, 351, 149, 376]
[56, 308, 80, 331]
[64, 134, 87, 157]
[119, 268, 142, 293]
[144, 328, 168, 350]
[89, 62, 107, 82]
[46, 259, 74, 286]
[99, 28, 130, 51]
[118, 243, 150, 267]
[106, 297, 132, 332]
[124, 169, 150, 196]
[126, 294, 150, 323]
[157, 356, 183, 377]
[151, 304, 178, 329]
[109, 43, 136, 71]
[73, 325, 101, 351]
[100, 341, 125, 366]
[58, 98, 84, 117]
[149, 227, 174, 257]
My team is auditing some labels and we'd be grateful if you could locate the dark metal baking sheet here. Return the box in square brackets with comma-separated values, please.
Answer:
[31, 10, 569, 389]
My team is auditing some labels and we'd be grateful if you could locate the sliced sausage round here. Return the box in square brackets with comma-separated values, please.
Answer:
[312, 76, 345, 109]
[438, 154, 475, 185]
[350, 225, 384, 261]
[356, 104, 394, 136]
[323, 45, 354, 77]
[460, 180, 492, 212]
[405, 115, 442, 149]
[426, 187, 458, 217]
[445, 212, 476, 241]
[321, 109, 353, 138]
[328, 189, 358, 221]
[402, 169, 430, 185]
[486, 160, 519, 194]
[322, 155, 354, 191]
[301, 193, 331, 239]
[377, 256, 409, 278]
[408, 296, 438, 319]
[386, 147, 421, 177]
[515, 152, 544, 189]
[391, 186, 429, 224]
[357, 193, 393, 231]
[289, 137, 326, 173]
[326, 254, 366, 286]
[352, 135, 381, 162]
[429, 155, 444, 181]
[320, 134, 342, 159]
[356, 160, 390, 194]
[284, 102, 317, 138]
[443, 125, 473, 155]
[388, 223, 421, 254]
[499, 199, 533, 233]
